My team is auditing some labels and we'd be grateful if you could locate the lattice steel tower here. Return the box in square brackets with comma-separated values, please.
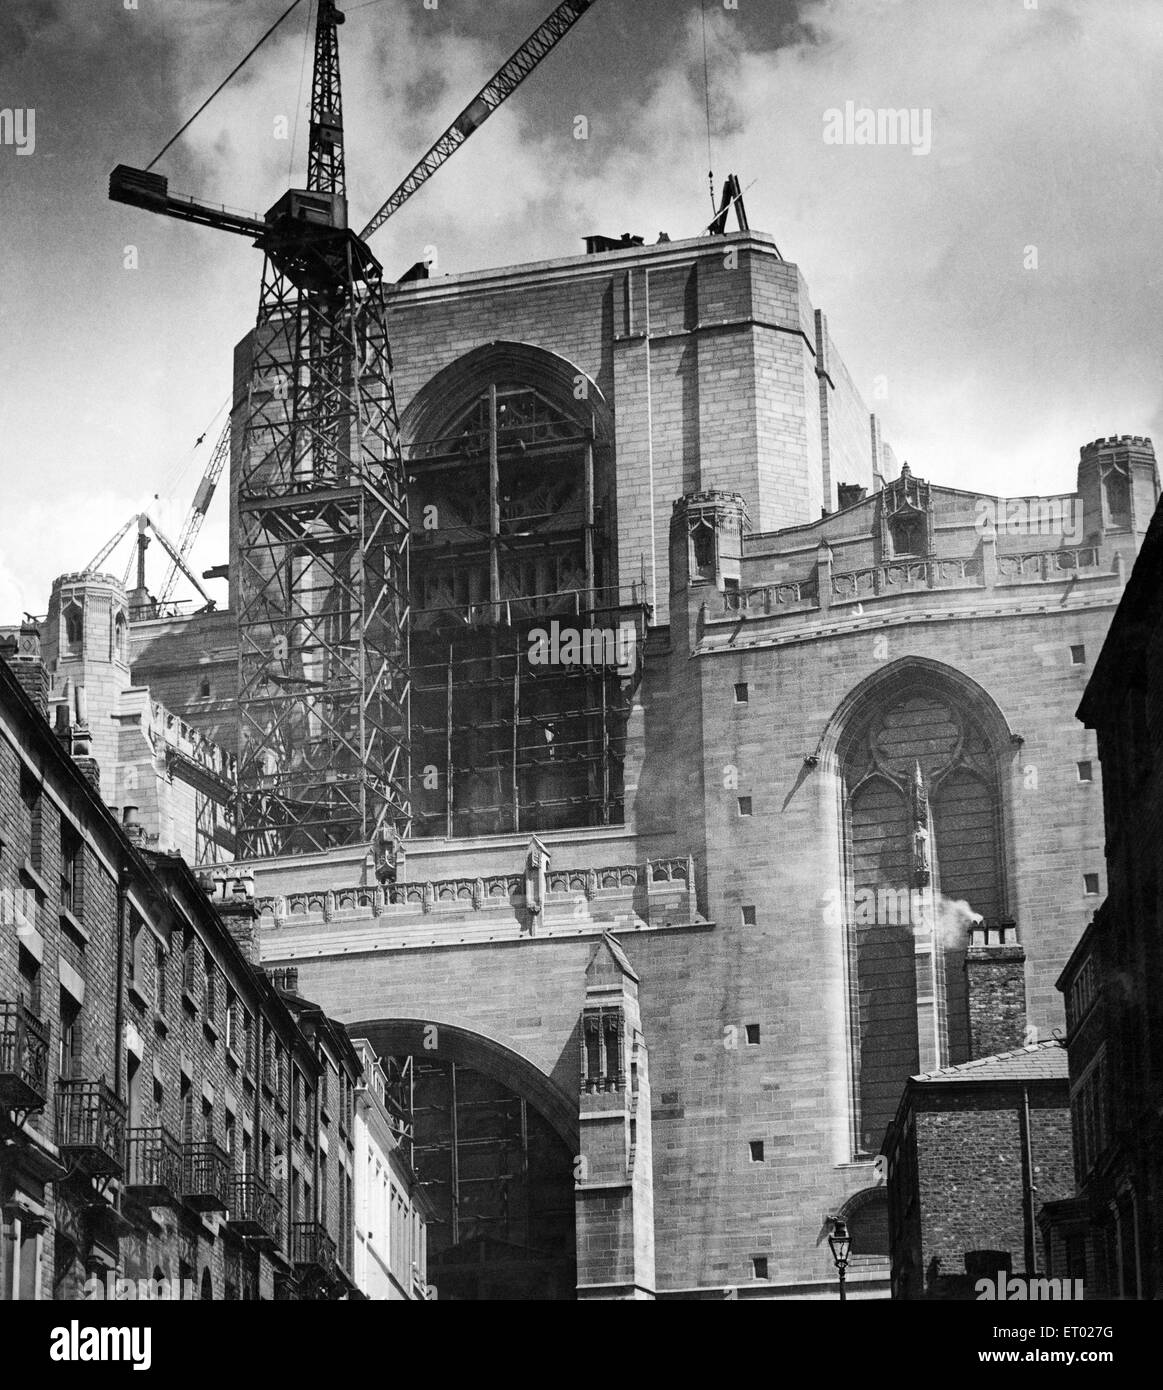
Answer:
[234, 0, 410, 857]
[109, 0, 609, 858]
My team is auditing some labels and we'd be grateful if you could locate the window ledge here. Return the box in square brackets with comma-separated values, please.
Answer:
[59, 906, 89, 943]
[226, 1046, 242, 1070]
[128, 982, 152, 1013]
[22, 857, 50, 899]
[203, 1018, 220, 1043]
[182, 988, 199, 1015]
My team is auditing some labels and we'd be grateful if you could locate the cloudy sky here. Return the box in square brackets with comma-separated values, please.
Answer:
[1, 0, 1160, 616]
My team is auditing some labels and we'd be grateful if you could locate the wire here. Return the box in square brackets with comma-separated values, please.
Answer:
[700, 0, 715, 212]
[154, 393, 233, 505]
[289, 0, 315, 181]
[146, 0, 307, 171]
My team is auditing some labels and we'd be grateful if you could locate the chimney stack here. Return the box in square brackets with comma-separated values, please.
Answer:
[200, 867, 260, 965]
[3, 618, 49, 719]
[121, 805, 147, 848]
[964, 919, 1028, 1058]
[267, 966, 299, 995]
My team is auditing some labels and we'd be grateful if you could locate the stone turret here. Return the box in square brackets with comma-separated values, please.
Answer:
[1076, 435, 1159, 545]
[670, 490, 750, 595]
[43, 572, 131, 784]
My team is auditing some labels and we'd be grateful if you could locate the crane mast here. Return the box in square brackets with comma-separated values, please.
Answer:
[235, 0, 410, 856]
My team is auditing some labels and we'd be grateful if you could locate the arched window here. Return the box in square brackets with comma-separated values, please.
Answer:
[1103, 461, 1131, 530]
[63, 600, 83, 657]
[888, 511, 925, 557]
[837, 666, 1009, 1155]
[403, 347, 623, 839]
[113, 609, 128, 663]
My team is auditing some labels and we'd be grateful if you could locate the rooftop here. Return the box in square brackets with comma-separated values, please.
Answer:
[911, 1040, 1068, 1085]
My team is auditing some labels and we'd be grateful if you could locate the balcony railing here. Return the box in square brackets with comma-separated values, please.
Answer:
[290, 1221, 337, 1276]
[126, 1127, 183, 1202]
[227, 1174, 279, 1240]
[181, 1140, 231, 1212]
[0, 1000, 50, 1112]
[55, 1078, 127, 1176]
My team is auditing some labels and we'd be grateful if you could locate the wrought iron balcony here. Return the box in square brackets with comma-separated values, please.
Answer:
[0, 999, 50, 1112]
[125, 1127, 183, 1202]
[55, 1078, 127, 1177]
[290, 1221, 337, 1277]
[181, 1140, 231, 1212]
[227, 1174, 279, 1240]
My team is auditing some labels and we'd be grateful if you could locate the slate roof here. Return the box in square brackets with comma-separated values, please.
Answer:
[911, 1039, 1068, 1084]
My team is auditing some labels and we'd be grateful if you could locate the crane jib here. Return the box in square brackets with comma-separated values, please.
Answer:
[359, 0, 604, 239]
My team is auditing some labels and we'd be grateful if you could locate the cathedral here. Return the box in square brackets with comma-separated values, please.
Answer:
[49, 226, 1156, 1297]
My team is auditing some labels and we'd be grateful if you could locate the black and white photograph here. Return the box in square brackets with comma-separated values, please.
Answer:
[1, 0, 1159, 1354]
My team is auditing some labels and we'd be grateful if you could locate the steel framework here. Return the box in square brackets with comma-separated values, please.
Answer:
[235, 1, 410, 856]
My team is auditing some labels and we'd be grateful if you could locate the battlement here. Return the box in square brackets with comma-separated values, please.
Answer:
[1080, 435, 1154, 455]
[51, 570, 125, 593]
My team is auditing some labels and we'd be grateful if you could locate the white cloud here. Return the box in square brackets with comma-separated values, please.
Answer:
[5, 0, 1161, 616]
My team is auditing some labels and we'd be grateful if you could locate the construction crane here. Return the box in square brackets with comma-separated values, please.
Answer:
[108, 0, 605, 858]
[158, 419, 230, 606]
[360, 0, 597, 239]
[85, 512, 217, 613]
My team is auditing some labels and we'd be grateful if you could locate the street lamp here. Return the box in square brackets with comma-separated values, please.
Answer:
[828, 1217, 851, 1302]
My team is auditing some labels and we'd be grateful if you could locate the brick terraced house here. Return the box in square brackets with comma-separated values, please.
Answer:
[0, 635, 421, 1300]
[883, 1029, 1073, 1300]
[1045, 490, 1163, 1300]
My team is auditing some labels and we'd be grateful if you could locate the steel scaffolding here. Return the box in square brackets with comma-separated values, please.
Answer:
[234, 3, 410, 857]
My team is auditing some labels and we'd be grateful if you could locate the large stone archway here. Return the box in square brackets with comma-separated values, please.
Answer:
[350, 1018, 579, 1300]
[348, 1018, 579, 1151]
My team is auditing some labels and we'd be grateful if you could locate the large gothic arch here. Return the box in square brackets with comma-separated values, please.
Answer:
[400, 339, 614, 450]
[818, 658, 1022, 1155]
[397, 339, 627, 839]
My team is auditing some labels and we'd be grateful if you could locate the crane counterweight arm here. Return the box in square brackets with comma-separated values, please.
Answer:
[109, 166, 267, 240]
[360, 0, 600, 240]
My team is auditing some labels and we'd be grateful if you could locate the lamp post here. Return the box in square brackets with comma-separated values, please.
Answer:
[828, 1217, 851, 1302]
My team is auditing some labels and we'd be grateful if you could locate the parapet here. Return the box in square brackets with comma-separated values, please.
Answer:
[1080, 435, 1154, 456]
